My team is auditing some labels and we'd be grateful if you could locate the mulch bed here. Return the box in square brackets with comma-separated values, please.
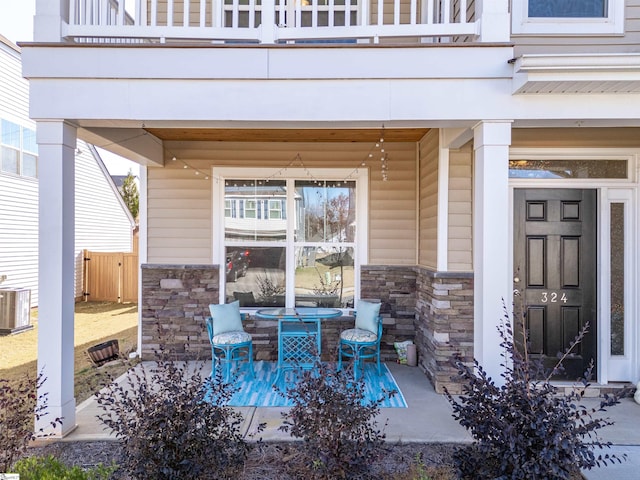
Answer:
[27, 440, 459, 479]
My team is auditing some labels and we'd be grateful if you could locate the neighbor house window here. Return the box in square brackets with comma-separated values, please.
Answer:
[512, 0, 624, 35]
[214, 168, 368, 310]
[21, 127, 38, 178]
[0, 119, 38, 178]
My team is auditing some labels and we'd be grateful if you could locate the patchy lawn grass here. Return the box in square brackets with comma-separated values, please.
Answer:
[0, 302, 138, 403]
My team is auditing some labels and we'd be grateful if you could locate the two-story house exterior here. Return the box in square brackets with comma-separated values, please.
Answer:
[1, 34, 135, 312]
[20, 0, 640, 436]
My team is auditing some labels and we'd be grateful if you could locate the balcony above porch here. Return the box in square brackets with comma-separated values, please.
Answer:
[34, 0, 511, 45]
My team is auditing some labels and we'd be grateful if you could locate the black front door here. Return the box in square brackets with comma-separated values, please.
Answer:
[513, 189, 597, 379]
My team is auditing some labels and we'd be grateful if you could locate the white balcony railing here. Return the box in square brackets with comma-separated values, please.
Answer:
[65, 0, 480, 44]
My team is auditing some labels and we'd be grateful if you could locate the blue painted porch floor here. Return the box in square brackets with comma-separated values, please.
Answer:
[214, 361, 407, 408]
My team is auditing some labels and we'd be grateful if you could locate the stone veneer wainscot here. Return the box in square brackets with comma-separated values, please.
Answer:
[141, 264, 218, 360]
[415, 267, 474, 394]
[140, 263, 473, 393]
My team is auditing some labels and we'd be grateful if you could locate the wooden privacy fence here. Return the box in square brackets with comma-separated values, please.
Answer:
[83, 249, 138, 303]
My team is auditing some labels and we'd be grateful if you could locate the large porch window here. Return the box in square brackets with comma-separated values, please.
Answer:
[214, 167, 368, 309]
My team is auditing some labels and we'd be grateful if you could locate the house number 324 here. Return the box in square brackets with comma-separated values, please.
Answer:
[541, 292, 567, 303]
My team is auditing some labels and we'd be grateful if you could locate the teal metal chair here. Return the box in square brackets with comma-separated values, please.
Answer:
[337, 301, 383, 380]
[206, 301, 254, 382]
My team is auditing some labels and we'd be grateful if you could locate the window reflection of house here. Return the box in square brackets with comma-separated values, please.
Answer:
[224, 184, 290, 240]
[219, 175, 359, 309]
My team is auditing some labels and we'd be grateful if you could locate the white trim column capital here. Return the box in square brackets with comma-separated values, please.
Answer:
[473, 120, 512, 383]
[472, 120, 513, 145]
[36, 120, 77, 147]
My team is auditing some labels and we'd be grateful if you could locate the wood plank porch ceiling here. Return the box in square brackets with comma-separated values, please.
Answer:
[144, 128, 430, 143]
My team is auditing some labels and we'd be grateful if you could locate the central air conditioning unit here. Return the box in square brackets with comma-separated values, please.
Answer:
[0, 288, 32, 335]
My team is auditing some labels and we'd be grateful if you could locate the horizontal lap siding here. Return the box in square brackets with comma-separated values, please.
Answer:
[0, 42, 38, 305]
[418, 130, 438, 269]
[147, 141, 417, 265]
[514, 2, 640, 55]
[512, 128, 640, 148]
[448, 145, 472, 271]
[153, 2, 209, 27]
[0, 175, 39, 305]
[0, 43, 28, 121]
[147, 165, 212, 264]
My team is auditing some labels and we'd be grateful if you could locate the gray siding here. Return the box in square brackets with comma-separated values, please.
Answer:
[0, 39, 28, 121]
[0, 174, 39, 305]
[0, 39, 39, 305]
[513, 2, 640, 56]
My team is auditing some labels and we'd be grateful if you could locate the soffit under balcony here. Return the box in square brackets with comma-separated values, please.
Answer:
[143, 128, 430, 143]
[512, 54, 640, 94]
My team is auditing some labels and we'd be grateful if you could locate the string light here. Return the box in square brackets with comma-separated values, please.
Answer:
[97, 122, 389, 183]
[344, 125, 389, 181]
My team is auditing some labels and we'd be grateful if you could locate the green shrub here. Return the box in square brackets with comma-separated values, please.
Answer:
[279, 360, 395, 479]
[0, 373, 61, 472]
[95, 339, 255, 480]
[12, 454, 115, 480]
[445, 302, 631, 480]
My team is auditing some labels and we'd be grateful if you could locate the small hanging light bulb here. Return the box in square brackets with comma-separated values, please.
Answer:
[205, 176, 209, 180]
[183, 165, 188, 169]
[172, 156, 177, 161]
[195, 171, 200, 175]
[375, 143, 380, 148]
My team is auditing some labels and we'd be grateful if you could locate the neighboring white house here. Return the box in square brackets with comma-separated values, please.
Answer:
[0, 34, 135, 310]
[19, 0, 640, 436]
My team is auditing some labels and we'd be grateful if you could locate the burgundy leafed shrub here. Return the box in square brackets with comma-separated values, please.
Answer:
[445, 302, 631, 480]
[279, 360, 395, 479]
[0, 372, 62, 472]
[95, 339, 256, 480]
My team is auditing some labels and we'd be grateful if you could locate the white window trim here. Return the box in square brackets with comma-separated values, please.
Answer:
[599, 188, 637, 383]
[512, 0, 625, 36]
[0, 119, 39, 180]
[509, 148, 638, 184]
[212, 166, 369, 308]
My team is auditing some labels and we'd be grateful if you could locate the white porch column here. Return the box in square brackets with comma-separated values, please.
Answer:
[476, 0, 510, 43]
[34, 0, 66, 42]
[473, 120, 512, 382]
[36, 120, 77, 437]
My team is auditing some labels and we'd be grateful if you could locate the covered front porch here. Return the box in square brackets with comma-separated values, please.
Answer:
[29, 118, 512, 437]
[25, 0, 519, 438]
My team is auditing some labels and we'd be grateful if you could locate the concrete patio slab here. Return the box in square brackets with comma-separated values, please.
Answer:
[56, 360, 638, 479]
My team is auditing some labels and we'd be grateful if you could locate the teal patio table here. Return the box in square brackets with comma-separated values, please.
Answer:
[255, 307, 342, 384]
